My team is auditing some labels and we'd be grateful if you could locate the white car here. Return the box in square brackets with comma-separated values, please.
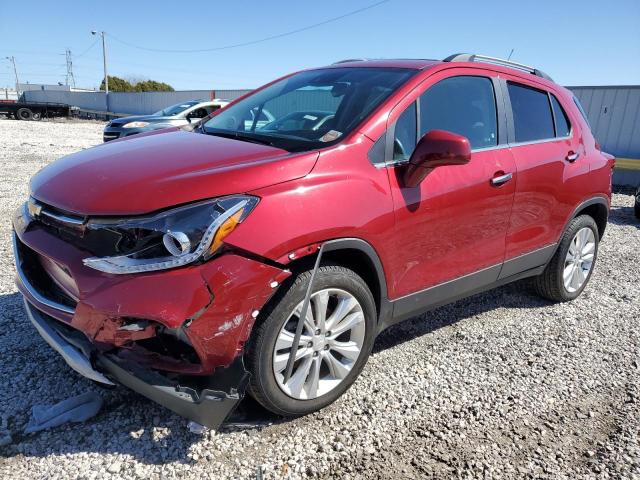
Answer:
[104, 99, 230, 142]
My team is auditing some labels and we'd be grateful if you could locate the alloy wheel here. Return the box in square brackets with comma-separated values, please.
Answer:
[272, 288, 365, 400]
[563, 227, 596, 293]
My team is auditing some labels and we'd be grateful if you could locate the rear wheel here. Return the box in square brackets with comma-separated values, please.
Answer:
[16, 108, 33, 121]
[31, 111, 42, 121]
[533, 215, 599, 302]
[246, 265, 376, 416]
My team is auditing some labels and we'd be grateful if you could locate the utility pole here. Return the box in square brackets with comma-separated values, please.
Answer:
[65, 49, 76, 88]
[5, 56, 19, 95]
[91, 30, 108, 114]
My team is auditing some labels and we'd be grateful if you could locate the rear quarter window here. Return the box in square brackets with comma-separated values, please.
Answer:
[573, 96, 592, 129]
[507, 82, 554, 143]
[550, 94, 571, 137]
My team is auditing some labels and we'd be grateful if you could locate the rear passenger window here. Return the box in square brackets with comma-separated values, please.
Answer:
[393, 102, 417, 161]
[420, 76, 497, 149]
[550, 94, 571, 137]
[507, 82, 554, 143]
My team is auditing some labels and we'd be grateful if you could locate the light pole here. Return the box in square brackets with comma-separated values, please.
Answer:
[91, 30, 109, 115]
[5, 56, 19, 96]
[91, 31, 108, 94]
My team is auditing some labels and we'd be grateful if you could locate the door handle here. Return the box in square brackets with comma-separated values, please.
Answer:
[566, 151, 580, 162]
[491, 172, 513, 186]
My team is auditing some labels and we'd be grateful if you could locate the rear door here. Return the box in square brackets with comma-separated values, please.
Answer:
[501, 79, 589, 266]
[384, 70, 517, 301]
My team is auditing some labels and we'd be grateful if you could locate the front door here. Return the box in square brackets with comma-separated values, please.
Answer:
[384, 72, 516, 307]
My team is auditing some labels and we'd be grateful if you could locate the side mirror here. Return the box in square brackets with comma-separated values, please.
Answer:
[403, 129, 471, 187]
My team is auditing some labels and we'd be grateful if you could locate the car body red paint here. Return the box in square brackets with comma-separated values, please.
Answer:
[13, 57, 612, 427]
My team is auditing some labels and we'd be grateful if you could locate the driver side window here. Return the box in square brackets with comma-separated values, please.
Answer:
[391, 75, 498, 162]
[420, 76, 497, 149]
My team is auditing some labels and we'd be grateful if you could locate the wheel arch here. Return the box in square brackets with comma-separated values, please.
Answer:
[285, 238, 392, 327]
[566, 196, 609, 239]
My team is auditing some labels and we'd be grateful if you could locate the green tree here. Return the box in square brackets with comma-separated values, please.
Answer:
[100, 75, 134, 92]
[99, 76, 175, 92]
[134, 80, 174, 92]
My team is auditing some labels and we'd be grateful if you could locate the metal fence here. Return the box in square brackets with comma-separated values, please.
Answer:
[568, 86, 640, 185]
[22, 89, 251, 115]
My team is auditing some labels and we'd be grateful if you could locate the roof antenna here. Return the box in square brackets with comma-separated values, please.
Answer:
[507, 48, 514, 61]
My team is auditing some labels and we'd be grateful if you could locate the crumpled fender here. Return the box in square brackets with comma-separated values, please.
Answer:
[185, 254, 291, 371]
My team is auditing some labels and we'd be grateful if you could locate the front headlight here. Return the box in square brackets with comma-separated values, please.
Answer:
[83, 196, 258, 274]
[122, 121, 149, 129]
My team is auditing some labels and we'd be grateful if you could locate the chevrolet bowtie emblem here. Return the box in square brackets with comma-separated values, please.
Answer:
[27, 199, 42, 217]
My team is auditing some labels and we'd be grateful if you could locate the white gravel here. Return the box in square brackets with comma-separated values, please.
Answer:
[0, 118, 638, 479]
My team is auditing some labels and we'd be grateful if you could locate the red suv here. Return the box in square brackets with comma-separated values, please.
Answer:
[13, 54, 614, 429]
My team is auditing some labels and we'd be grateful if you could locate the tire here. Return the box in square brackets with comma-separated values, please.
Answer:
[31, 111, 42, 121]
[16, 108, 33, 121]
[246, 264, 376, 417]
[634, 191, 640, 219]
[533, 215, 599, 302]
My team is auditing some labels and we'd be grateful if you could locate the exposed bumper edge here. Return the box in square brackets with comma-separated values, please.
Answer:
[23, 298, 249, 430]
[95, 355, 248, 430]
[24, 298, 113, 384]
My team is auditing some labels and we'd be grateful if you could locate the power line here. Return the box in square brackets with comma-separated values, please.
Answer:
[108, 0, 390, 53]
[74, 39, 99, 59]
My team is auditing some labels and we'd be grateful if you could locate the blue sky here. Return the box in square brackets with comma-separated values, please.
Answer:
[1, 0, 639, 91]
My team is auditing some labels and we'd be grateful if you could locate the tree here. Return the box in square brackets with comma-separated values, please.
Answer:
[100, 75, 133, 92]
[134, 80, 174, 92]
[99, 75, 174, 92]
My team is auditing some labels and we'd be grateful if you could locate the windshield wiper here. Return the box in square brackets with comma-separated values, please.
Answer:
[202, 129, 275, 147]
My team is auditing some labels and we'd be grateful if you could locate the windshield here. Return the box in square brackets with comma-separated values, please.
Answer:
[202, 67, 416, 151]
[154, 101, 199, 117]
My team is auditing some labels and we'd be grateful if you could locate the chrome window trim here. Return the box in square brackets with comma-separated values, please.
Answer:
[382, 143, 512, 168]
[381, 134, 572, 169]
[12, 233, 76, 315]
[507, 133, 572, 148]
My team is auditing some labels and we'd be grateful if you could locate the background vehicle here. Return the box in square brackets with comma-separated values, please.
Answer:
[103, 98, 229, 142]
[14, 54, 613, 429]
[0, 100, 71, 120]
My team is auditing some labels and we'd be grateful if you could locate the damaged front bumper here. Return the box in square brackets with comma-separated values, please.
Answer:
[12, 205, 291, 429]
[24, 299, 248, 428]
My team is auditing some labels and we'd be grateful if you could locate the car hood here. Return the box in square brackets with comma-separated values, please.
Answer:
[108, 114, 178, 126]
[30, 130, 318, 216]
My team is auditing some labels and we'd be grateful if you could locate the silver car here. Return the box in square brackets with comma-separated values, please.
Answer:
[103, 99, 230, 142]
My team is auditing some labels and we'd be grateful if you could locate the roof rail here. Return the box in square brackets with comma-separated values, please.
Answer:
[443, 53, 554, 82]
[332, 58, 369, 64]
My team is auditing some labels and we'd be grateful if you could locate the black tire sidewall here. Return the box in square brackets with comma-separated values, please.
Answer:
[554, 216, 599, 300]
[247, 265, 376, 417]
[17, 108, 32, 120]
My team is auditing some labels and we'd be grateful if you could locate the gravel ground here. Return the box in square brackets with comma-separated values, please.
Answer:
[0, 118, 638, 479]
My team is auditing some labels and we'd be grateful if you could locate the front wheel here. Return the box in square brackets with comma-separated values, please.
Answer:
[246, 265, 376, 417]
[533, 215, 599, 302]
